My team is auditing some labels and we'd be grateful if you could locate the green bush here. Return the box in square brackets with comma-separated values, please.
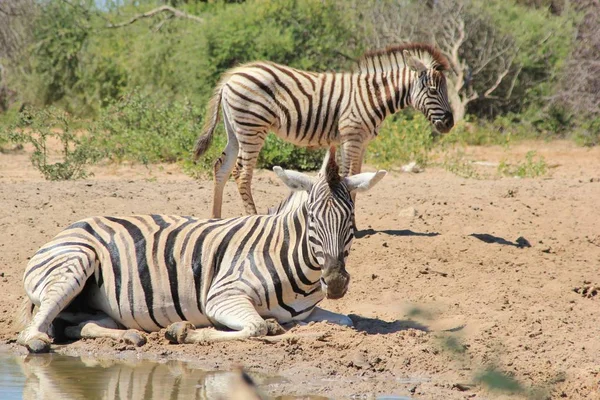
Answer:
[364, 111, 434, 168]
[498, 150, 547, 178]
[572, 117, 600, 147]
[92, 91, 203, 165]
[7, 107, 103, 180]
[258, 135, 325, 171]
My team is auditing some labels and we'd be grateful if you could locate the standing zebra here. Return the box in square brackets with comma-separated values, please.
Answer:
[17, 147, 386, 353]
[194, 42, 453, 218]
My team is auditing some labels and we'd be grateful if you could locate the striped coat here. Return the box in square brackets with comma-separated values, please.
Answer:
[194, 43, 453, 218]
[17, 148, 386, 353]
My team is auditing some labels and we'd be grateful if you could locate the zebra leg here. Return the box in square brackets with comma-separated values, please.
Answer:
[211, 104, 240, 218]
[349, 145, 366, 207]
[63, 315, 146, 347]
[18, 259, 92, 353]
[165, 297, 272, 344]
[302, 306, 354, 327]
[235, 139, 265, 215]
[341, 139, 365, 229]
[340, 138, 363, 177]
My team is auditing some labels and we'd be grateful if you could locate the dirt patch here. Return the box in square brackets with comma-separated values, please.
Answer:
[1, 141, 600, 398]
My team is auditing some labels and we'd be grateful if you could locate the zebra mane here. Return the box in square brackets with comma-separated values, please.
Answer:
[356, 43, 450, 74]
[268, 191, 308, 215]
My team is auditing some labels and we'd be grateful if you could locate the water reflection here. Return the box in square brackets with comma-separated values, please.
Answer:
[0, 352, 414, 400]
[1, 353, 321, 400]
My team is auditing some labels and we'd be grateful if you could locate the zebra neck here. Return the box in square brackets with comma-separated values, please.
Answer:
[354, 66, 413, 122]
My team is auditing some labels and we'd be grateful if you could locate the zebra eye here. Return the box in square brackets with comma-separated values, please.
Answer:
[428, 87, 437, 95]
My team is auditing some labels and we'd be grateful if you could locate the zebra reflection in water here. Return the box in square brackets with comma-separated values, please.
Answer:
[18, 355, 269, 400]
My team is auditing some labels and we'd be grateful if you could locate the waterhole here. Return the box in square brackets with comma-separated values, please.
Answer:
[0, 352, 414, 399]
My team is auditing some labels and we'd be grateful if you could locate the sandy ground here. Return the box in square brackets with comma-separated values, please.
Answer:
[0, 141, 599, 399]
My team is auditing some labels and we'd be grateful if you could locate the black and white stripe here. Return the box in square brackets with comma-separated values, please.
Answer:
[194, 43, 453, 218]
[17, 148, 386, 352]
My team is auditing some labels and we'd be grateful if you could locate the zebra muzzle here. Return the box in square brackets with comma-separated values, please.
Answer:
[320, 273, 350, 300]
[433, 112, 454, 133]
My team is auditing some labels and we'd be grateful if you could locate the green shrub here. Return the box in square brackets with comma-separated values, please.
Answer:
[364, 111, 434, 168]
[7, 107, 103, 180]
[257, 135, 325, 171]
[572, 118, 600, 147]
[92, 91, 203, 165]
[498, 150, 547, 178]
[441, 148, 482, 179]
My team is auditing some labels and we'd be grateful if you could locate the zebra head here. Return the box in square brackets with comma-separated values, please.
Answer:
[404, 50, 454, 133]
[274, 147, 387, 299]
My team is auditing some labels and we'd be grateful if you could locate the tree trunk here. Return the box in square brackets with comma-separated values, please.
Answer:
[448, 85, 466, 122]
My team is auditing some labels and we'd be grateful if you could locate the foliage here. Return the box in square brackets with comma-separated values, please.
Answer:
[24, 1, 92, 109]
[571, 117, 600, 147]
[475, 367, 524, 394]
[364, 111, 434, 168]
[91, 90, 203, 165]
[258, 136, 325, 171]
[498, 150, 548, 178]
[441, 148, 482, 179]
[408, 305, 556, 398]
[7, 107, 103, 180]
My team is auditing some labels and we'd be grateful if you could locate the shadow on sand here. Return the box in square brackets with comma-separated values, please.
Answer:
[355, 229, 440, 239]
[348, 314, 429, 334]
[469, 233, 531, 248]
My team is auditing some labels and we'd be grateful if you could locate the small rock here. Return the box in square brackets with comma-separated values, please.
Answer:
[452, 383, 471, 391]
[351, 352, 370, 370]
[398, 207, 418, 219]
[400, 161, 422, 173]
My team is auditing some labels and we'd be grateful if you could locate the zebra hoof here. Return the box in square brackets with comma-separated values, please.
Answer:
[265, 318, 286, 336]
[26, 338, 51, 354]
[165, 322, 194, 344]
[122, 330, 146, 347]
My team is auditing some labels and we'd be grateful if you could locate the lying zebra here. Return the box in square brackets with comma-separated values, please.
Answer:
[17, 147, 386, 353]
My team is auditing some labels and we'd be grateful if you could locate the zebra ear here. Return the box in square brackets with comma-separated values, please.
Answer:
[403, 50, 427, 75]
[344, 170, 387, 193]
[273, 166, 314, 192]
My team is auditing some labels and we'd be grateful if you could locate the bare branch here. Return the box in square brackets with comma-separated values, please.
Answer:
[505, 65, 521, 99]
[107, 5, 203, 28]
[483, 52, 516, 98]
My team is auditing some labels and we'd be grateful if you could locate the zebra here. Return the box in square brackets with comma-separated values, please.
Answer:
[17, 147, 386, 353]
[194, 42, 453, 219]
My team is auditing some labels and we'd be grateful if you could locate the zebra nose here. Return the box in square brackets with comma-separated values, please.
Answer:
[434, 111, 454, 133]
[444, 111, 454, 129]
[321, 265, 350, 300]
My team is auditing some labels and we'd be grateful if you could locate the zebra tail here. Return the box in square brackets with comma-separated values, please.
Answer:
[193, 83, 224, 160]
[15, 296, 35, 330]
